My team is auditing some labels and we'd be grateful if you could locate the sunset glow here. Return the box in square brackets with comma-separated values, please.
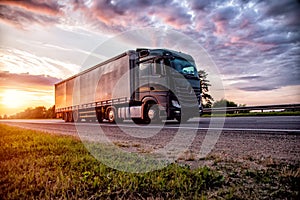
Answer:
[0, 0, 299, 116]
[1, 89, 29, 108]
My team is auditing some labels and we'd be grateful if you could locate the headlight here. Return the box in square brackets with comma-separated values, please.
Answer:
[171, 100, 181, 108]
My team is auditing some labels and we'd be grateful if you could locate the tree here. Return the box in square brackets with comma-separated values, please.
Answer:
[198, 70, 214, 108]
[213, 99, 238, 114]
[9, 106, 54, 119]
[32, 106, 46, 119]
[213, 99, 238, 108]
[45, 105, 56, 119]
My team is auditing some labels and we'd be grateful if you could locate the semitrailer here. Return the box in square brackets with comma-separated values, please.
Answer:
[55, 48, 202, 123]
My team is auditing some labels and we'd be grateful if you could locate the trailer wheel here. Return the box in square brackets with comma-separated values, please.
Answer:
[68, 111, 74, 122]
[63, 112, 69, 122]
[107, 108, 116, 123]
[73, 110, 79, 122]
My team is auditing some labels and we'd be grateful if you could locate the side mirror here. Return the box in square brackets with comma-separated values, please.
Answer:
[138, 50, 150, 58]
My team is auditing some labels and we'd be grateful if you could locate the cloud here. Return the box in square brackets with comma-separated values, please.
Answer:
[70, 0, 192, 31]
[0, 0, 62, 15]
[261, 0, 300, 27]
[0, 0, 62, 27]
[238, 86, 279, 91]
[225, 75, 263, 81]
[0, 47, 80, 79]
[0, 0, 299, 96]
[187, 0, 300, 93]
[225, 62, 300, 92]
[0, 71, 61, 90]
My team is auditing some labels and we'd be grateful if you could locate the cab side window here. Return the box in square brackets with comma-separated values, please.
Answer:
[139, 62, 151, 77]
[152, 59, 165, 75]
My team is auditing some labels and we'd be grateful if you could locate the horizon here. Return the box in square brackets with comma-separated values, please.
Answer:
[1, 0, 299, 116]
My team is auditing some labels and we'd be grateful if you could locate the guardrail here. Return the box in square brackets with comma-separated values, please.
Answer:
[203, 103, 300, 113]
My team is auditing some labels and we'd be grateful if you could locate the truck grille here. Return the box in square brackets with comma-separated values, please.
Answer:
[175, 86, 201, 106]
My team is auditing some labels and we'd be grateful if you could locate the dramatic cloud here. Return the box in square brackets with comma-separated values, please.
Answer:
[68, 0, 193, 32]
[0, 47, 80, 79]
[0, 0, 62, 15]
[0, 0, 63, 27]
[188, 0, 300, 93]
[0, 0, 299, 106]
[0, 71, 61, 90]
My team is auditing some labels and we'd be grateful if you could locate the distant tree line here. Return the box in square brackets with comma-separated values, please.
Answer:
[212, 99, 248, 114]
[1, 106, 56, 119]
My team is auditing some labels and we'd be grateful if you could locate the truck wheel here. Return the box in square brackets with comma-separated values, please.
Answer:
[68, 111, 74, 122]
[107, 108, 116, 123]
[73, 110, 79, 122]
[63, 112, 69, 122]
[144, 104, 160, 124]
[132, 118, 143, 124]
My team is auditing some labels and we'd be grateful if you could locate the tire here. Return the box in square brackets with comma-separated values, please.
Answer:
[144, 104, 160, 124]
[132, 118, 143, 124]
[73, 110, 79, 122]
[107, 108, 116, 123]
[68, 111, 74, 122]
[63, 112, 69, 122]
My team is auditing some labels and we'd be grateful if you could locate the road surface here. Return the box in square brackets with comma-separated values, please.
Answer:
[1, 116, 299, 165]
[1, 116, 299, 132]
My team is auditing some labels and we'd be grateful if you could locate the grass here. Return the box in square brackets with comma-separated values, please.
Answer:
[0, 124, 299, 199]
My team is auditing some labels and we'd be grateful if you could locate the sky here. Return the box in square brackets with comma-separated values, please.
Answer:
[0, 0, 299, 116]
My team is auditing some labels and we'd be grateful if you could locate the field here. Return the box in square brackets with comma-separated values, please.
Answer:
[0, 124, 299, 199]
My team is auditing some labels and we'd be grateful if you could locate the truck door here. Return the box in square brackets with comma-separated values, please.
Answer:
[148, 59, 168, 104]
[138, 61, 151, 98]
[149, 58, 167, 91]
[138, 59, 168, 101]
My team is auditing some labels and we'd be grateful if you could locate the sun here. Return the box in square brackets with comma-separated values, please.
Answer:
[1, 89, 26, 108]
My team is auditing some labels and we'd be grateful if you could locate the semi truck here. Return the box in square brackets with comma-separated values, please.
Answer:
[55, 48, 202, 123]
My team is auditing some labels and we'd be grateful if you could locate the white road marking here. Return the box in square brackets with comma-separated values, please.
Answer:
[74, 122, 300, 133]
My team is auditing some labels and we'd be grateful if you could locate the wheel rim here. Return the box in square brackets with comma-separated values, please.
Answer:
[73, 110, 79, 122]
[148, 109, 156, 120]
[108, 110, 115, 122]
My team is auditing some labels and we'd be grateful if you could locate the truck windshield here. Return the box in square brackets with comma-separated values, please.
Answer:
[172, 58, 199, 78]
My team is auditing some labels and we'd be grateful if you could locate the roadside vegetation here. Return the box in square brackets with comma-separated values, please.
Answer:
[0, 124, 299, 199]
[0, 106, 56, 120]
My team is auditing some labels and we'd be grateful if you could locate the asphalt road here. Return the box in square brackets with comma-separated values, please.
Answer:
[1, 116, 299, 132]
[1, 116, 299, 164]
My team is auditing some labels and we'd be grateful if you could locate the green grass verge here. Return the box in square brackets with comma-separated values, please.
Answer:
[0, 124, 299, 199]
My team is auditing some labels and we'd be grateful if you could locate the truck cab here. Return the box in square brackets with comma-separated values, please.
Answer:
[133, 49, 202, 123]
